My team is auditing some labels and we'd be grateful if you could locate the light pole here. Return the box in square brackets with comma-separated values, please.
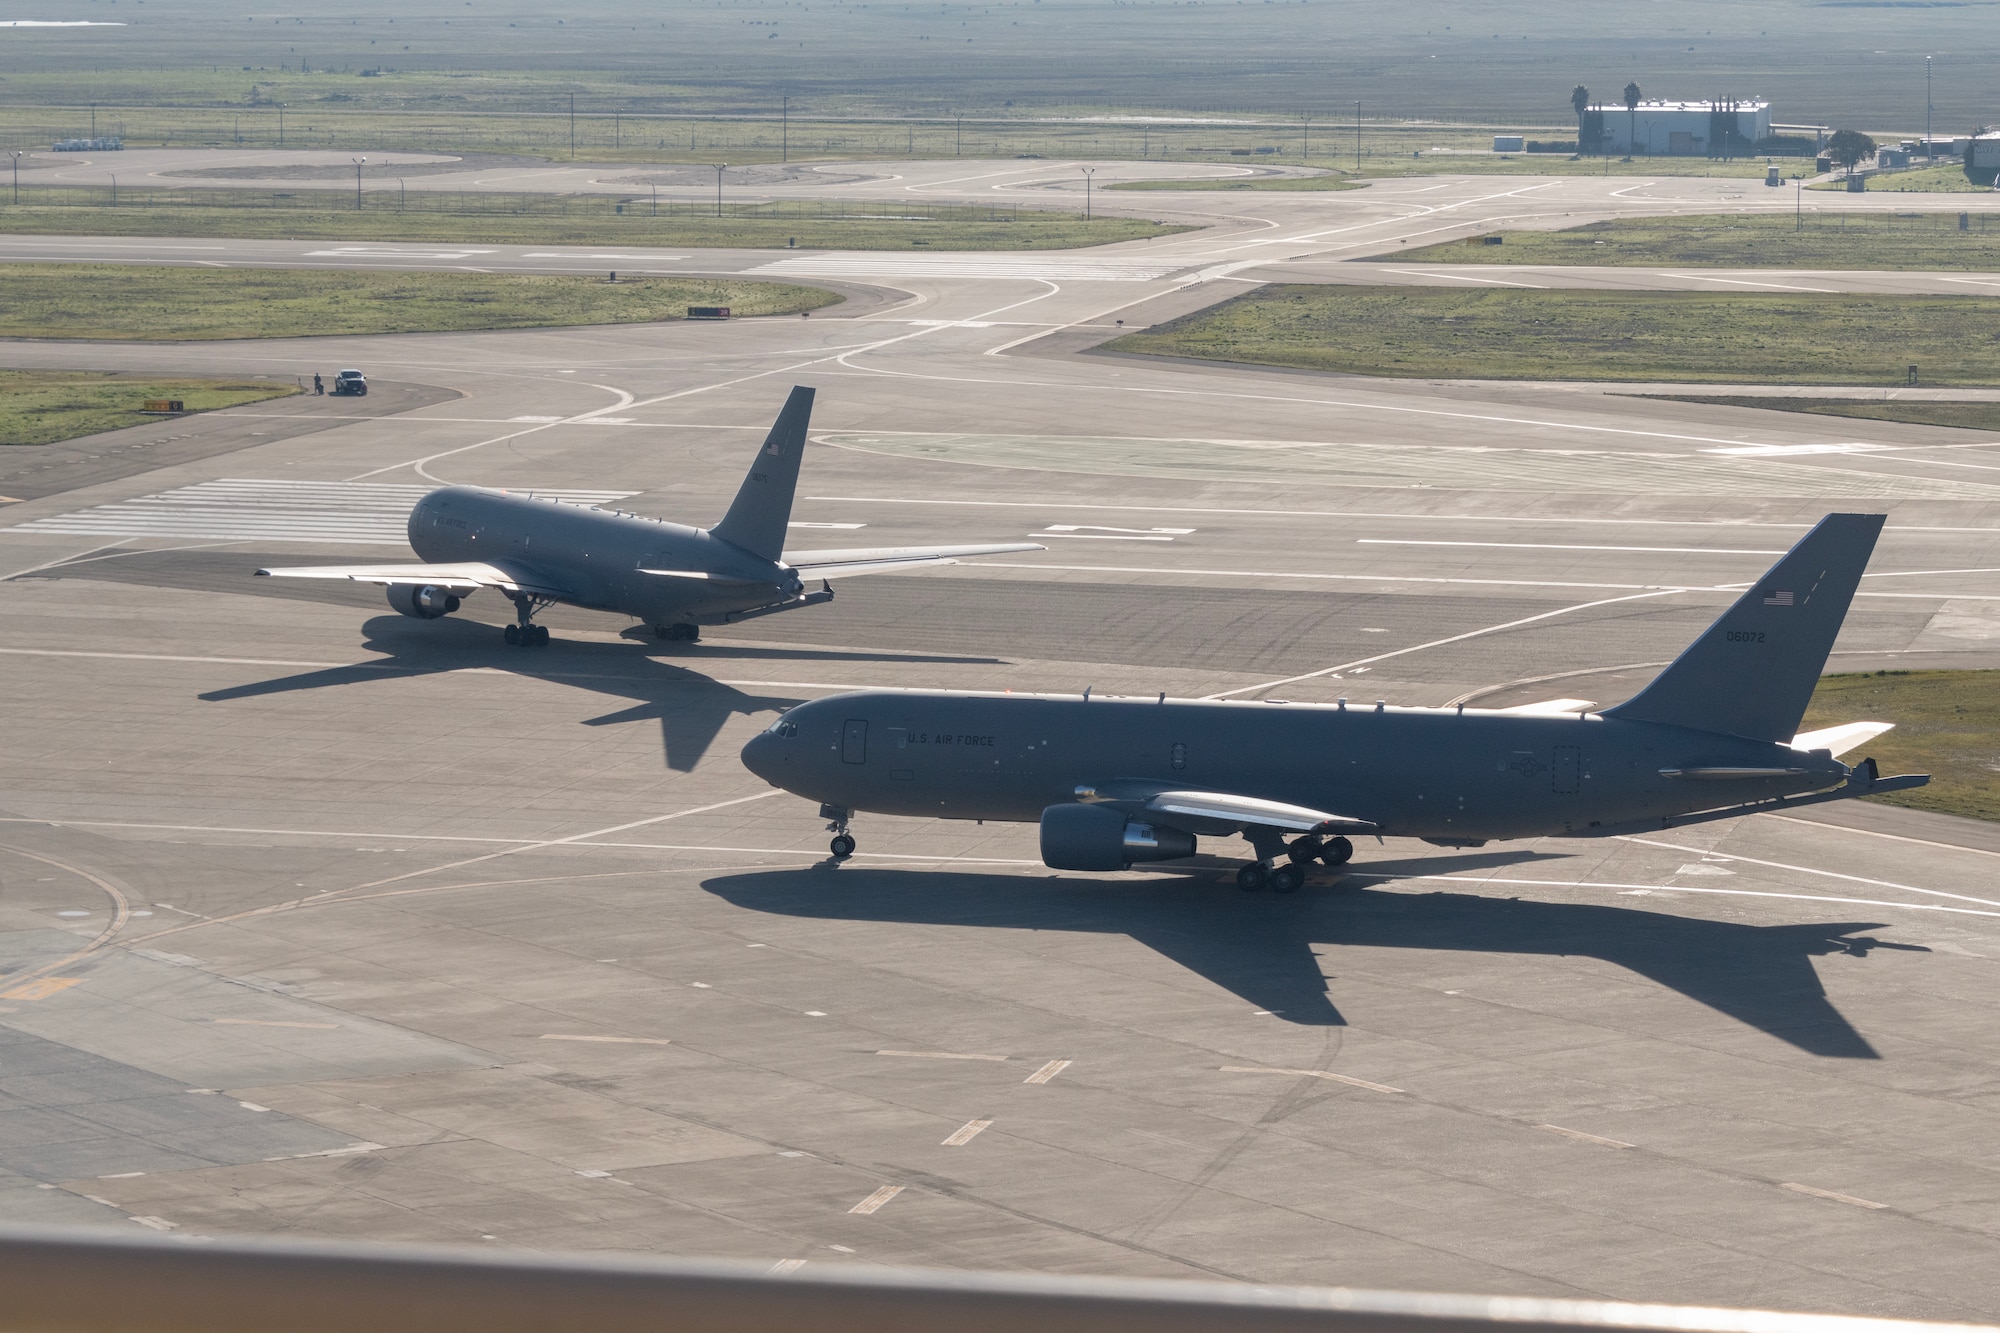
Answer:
[399, 177, 405, 210]
[10, 151, 20, 205]
[569, 93, 576, 160]
[1302, 112, 1310, 161]
[1925, 55, 1933, 157]
[108, 171, 116, 207]
[651, 181, 658, 216]
[714, 162, 726, 218]
[277, 103, 284, 148]
[1081, 165, 1095, 220]
[1353, 99, 1361, 172]
[1796, 178, 1803, 231]
[782, 95, 789, 163]
[353, 156, 366, 210]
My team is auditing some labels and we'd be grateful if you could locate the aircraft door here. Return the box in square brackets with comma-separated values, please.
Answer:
[841, 719, 869, 765]
[1551, 745, 1580, 795]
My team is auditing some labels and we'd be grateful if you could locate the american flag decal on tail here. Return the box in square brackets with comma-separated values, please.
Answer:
[1763, 589, 1795, 606]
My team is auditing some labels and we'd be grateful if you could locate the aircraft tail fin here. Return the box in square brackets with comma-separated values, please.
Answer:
[1603, 512, 1885, 743]
[712, 386, 815, 561]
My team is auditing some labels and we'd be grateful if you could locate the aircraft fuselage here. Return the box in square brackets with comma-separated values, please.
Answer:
[409, 486, 801, 625]
[741, 690, 1851, 843]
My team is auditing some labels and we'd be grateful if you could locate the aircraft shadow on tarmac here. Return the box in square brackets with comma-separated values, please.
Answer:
[192, 615, 900, 772]
[705, 855, 1922, 1058]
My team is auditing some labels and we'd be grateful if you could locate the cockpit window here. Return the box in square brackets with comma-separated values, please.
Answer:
[766, 719, 799, 738]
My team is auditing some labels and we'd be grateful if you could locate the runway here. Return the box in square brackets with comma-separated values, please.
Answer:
[3, 158, 2000, 1316]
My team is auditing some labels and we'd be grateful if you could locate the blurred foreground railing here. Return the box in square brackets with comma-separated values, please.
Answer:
[0, 1223, 1991, 1333]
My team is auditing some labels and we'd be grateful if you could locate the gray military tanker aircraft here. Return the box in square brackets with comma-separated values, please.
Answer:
[257, 386, 1039, 645]
[741, 512, 1926, 891]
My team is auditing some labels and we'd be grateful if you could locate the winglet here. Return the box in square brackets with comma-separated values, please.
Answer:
[1604, 512, 1885, 743]
[712, 386, 815, 562]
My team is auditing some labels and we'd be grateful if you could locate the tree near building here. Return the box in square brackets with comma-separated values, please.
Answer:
[1623, 82, 1641, 157]
[1571, 85, 1590, 151]
[1826, 128, 1877, 175]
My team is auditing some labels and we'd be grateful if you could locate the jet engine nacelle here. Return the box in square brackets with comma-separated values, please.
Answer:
[386, 584, 462, 619]
[1039, 802, 1196, 872]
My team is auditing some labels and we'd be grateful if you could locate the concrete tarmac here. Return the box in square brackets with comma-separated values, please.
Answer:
[3, 160, 2000, 1318]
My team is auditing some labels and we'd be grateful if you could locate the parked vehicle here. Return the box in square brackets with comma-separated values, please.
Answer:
[330, 369, 368, 397]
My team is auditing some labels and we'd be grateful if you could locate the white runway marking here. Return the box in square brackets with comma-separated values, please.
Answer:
[1358, 539, 1789, 556]
[848, 1185, 903, 1214]
[1664, 272, 1836, 293]
[1782, 1182, 1888, 1210]
[877, 1050, 1008, 1061]
[753, 254, 1183, 282]
[940, 1119, 993, 1146]
[1375, 268, 1548, 289]
[8, 479, 632, 543]
[1538, 1125, 1635, 1149]
[540, 1034, 673, 1046]
[1024, 1059, 1071, 1084]
[1219, 1067, 1404, 1094]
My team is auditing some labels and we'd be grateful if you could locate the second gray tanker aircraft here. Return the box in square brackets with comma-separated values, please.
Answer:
[257, 386, 1039, 644]
[742, 513, 1927, 890]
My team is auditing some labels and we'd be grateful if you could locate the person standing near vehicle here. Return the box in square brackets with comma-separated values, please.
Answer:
[313, 373, 324, 395]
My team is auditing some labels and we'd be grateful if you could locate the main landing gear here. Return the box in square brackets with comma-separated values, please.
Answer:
[655, 623, 701, 642]
[822, 804, 855, 859]
[503, 594, 554, 647]
[1236, 833, 1355, 893]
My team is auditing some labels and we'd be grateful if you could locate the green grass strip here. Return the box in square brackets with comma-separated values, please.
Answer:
[1390, 212, 2000, 271]
[1802, 671, 2000, 823]
[1633, 397, 2000, 433]
[0, 370, 299, 447]
[0, 265, 839, 341]
[1108, 286, 2000, 386]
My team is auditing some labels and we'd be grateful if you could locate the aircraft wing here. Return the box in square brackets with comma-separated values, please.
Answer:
[255, 560, 574, 599]
[1142, 789, 1379, 835]
[782, 542, 1044, 579]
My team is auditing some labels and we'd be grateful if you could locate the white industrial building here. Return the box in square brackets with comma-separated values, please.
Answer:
[1587, 99, 1772, 156]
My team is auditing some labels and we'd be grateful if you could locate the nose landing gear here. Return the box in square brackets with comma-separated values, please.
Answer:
[822, 803, 855, 859]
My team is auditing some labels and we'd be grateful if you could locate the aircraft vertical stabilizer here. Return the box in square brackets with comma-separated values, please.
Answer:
[1603, 512, 1885, 743]
[712, 385, 816, 561]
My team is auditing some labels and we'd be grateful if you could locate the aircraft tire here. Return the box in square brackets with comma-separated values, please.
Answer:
[530, 625, 551, 646]
[830, 834, 856, 859]
[1268, 863, 1305, 893]
[1322, 836, 1354, 866]
[503, 624, 520, 645]
[1235, 863, 1267, 891]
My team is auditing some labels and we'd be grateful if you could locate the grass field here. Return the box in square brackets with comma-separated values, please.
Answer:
[1636, 396, 2000, 433]
[0, 371, 299, 447]
[1107, 286, 2000, 386]
[0, 191, 1181, 250]
[0, 266, 838, 341]
[1810, 164, 1995, 194]
[1391, 213, 2000, 271]
[1801, 671, 2000, 822]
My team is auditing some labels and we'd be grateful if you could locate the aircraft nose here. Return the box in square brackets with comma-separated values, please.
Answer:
[741, 729, 784, 784]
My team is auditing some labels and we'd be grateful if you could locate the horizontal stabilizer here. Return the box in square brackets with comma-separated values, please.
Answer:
[785, 542, 1044, 579]
[1791, 721, 1895, 757]
[255, 561, 571, 599]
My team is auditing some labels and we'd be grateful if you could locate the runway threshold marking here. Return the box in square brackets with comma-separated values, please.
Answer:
[877, 1050, 1007, 1061]
[1782, 1182, 1889, 1210]
[1024, 1059, 1071, 1084]
[1219, 1067, 1403, 1094]
[1538, 1124, 1634, 1149]
[848, 1185, 904, 1214]
[540, 1034, 672, 1046]
[941, 1120, 993, 1146]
